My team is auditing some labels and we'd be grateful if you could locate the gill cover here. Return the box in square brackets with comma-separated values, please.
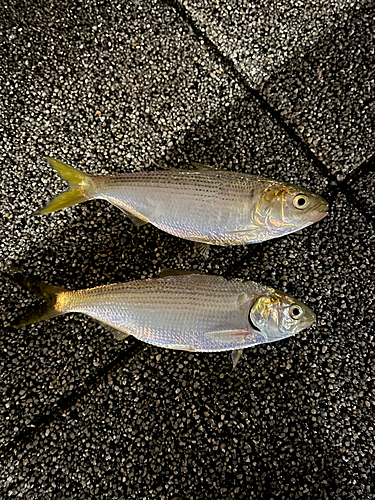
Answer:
[254, 185, 294, 230]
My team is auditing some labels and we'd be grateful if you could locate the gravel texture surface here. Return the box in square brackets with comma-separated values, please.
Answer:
[0, 0, 326, 449]
[179, 0, 375, 175]
[1, 0, 374, 498]
[2, 193, 375, 500]
[259, 4, 375, 176]
[180, 0, 356, 79]
[346, 167, 375, 225]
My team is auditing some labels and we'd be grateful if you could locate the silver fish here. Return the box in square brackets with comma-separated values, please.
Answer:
[36, 157, 328, 246]
[10, 271, 316, 365]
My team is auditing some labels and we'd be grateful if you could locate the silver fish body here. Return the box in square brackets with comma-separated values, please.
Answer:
[38, 158, 329, 246]
[55, 274, 316, 352]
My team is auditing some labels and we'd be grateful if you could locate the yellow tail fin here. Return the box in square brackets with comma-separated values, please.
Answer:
[34, 157, 92, 215]
[5, 272, 68, 329]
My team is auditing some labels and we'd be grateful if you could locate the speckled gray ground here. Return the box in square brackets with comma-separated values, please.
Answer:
[0, 0, 374, 499]
[181, 0, 375, 175]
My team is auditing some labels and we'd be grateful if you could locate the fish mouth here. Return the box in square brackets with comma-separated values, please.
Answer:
[304, 311, 316, 329]
[310, 200, 329, 221]
[317, 199, 329, 214]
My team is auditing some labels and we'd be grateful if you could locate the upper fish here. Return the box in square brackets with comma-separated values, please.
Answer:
[36, 157, 328, 246]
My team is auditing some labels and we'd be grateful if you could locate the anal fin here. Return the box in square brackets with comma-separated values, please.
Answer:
[118, 208, 149, 227]
[96, 321, 130, 341]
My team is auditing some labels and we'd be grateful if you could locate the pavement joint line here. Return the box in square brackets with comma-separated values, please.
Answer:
[334, 152, 375, 228]
[0, 340, 145, 462]
[339, 151, 375, 189]
[165, 0, 329, 177]
[166, 0, 375, 228]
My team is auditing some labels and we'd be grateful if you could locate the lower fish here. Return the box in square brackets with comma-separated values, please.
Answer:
[8, 271, 316, 367]
[35, 157, 328, 246]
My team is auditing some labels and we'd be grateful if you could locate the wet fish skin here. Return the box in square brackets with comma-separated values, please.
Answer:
[11, 273, 315, 353]
[37, 158, 328, 246]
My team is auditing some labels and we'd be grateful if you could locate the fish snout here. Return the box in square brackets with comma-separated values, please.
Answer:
[310, 197, 329, 222]
[317, 198, 329, 214]
[303, 309, 316, 330]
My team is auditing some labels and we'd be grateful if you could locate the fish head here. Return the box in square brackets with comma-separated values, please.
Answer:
[255, 183, 328, 237]
[249, 291, 316, 341]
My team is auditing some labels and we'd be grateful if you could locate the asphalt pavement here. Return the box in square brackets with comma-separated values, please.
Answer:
[1, 0, 374, 498]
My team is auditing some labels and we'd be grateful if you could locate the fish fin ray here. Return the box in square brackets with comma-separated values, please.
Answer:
[155, 269, 203, 279]
[195, 242, 211, 258]
[167, 344, 196, 351]
[96, 321, 130, 341]
[34, 189, 87, 215]
[191, 161, 215, 170]
[204, 329, 249, 343]
[205, 329, 267, 345]
[114, 331, 130, 341]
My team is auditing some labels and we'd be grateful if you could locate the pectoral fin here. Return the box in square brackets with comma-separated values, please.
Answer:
[118, 208, 149, 227]
[204, 330, 249, 343]
[205, 329, 267, 346]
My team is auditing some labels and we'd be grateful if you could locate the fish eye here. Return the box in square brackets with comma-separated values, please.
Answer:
[293, 194, 309, 210]
[289, 304, 303, 320]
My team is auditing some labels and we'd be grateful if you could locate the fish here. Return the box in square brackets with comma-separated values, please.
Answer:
[35, 157, 328, 246]
[7, 270, 316, 367]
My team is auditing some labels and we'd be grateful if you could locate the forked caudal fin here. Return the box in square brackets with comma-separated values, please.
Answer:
[5, 272, 68, 329]
[34, 157, 92, 215]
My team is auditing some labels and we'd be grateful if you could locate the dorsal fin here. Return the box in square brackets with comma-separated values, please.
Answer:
[155, 269, 203, 279]
[151, 159, 218, 172]
[191, 161, 215, 170]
